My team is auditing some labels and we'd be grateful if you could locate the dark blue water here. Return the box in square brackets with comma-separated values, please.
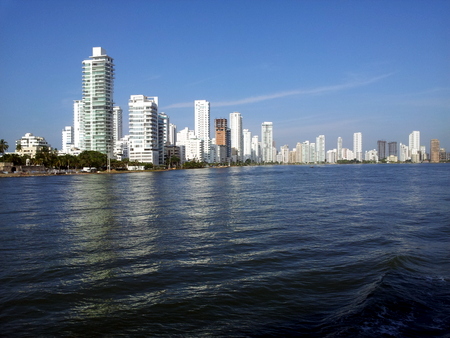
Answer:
[1, 164, 449, 337]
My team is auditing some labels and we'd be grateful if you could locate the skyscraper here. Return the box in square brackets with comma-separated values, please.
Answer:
[194, 100, 210, 162]
[113, 106, 123, 143]
[430, 139, 440, 163]
[73, 100, 84, 149]
[337, 137, 343, 161]
[409, 131, 421, 162]
[215, 118, 227, 146]
[377, 140, 386, 160]
[230, 112, 243, 161]
[261, 122, 273, 163]
[81, 47, 115, 154]
[128, 95, 159, 165]
[388, 141, 397, 157]
[353, 132, 362, 161]
[61, 126, 73, 153]
[316, 135, 325, 163]
[243, 129, 252, 161]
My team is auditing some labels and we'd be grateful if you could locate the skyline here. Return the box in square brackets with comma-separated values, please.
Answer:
[1, 0, 449, 151]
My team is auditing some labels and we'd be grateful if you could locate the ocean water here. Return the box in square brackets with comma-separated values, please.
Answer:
[1, 164, 449, 337]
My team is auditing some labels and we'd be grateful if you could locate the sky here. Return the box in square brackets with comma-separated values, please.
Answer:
[1, 0, 449, 153]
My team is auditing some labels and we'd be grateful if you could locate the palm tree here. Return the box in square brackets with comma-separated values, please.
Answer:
[0, 139, 9, 155]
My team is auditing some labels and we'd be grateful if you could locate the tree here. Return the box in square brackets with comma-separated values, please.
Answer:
[78, 150, 107, 169]
[0, 139, 9, 154]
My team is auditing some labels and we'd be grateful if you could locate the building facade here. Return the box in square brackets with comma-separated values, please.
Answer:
[194, 100, 210, 162]
[261, 122, 273, 163]
[353, 132, 362, 162]
[230, 112, 243, 161]
[128, 95, 159, 164]
[81, 47, 115, 155]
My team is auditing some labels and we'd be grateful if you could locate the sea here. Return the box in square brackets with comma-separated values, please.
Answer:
[1, 164, 449, 337]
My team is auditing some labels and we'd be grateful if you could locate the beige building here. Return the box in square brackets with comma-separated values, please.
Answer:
[16, 133, 51, 157]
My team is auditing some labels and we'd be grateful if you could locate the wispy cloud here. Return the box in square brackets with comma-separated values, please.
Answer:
[162, 73, 394, 109]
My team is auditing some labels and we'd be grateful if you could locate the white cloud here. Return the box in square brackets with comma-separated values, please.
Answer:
[162, 73, 394, 109]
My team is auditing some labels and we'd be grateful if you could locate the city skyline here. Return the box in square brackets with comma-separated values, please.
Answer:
[0, 0, 449, 151]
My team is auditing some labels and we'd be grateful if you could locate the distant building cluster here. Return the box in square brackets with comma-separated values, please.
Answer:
[7, 47, 448, 165]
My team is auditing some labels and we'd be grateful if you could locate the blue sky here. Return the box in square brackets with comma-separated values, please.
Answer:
[1, 0, 449, 152]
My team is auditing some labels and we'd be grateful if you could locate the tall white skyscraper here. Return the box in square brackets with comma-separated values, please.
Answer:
[194, 100, 210, 162]
[230, 112, 243, 161]
[81, 47, 115, 154]
[353, 132, 362, 161]
[409, 130, 420, 156]
[243, 129, 252, 161]
[252, 135, 260, 162]
[261, 122, 273, 162]
[128, 95, 159, 165]
[337, 137, 343, 161]
[316, 135, 325, 163]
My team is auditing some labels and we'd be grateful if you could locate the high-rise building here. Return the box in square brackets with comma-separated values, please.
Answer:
[81, 47, 115, 155]
[194, 100, 210, 161]
[337, 137, 343, 161]
[353, 132, 362, 161]
[61, 126, 73, 153]
[261, 122, 273, 162]
[388, 142, 397, 157]
[316, 135, 325, 163]
[408, 131, 421, 162]
[230, 112, 243, 161]
[158, 112, 170, 164]
[243, 129, 252, 161]
[113, 106, 123, 143]
[128, 95, 159, 165]
[168, 123, 177, 145]
[430, 139, 440, 163]
[215, 118, 227, 146]
[252, 135, 260, 162]
[377, 140, 386, 160]
[73, 100, 84, 149]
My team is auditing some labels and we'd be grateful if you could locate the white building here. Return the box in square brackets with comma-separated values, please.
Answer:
[252, 135, 260, 163]
[399, 143, 409, 162]
[243, 129, 252, 162]
[73, 100, 84, 149]
[168, 123, 177, 145]
[327, 149, 337, 163]
[280, 145, 290, 164]
[295, 142, 303, 163]
[16, 133, 51, 157]
[302, 141, 310, 163]
[158, 112, 170, 164]
[128, 95, 159, 164]
[114, 135, 130, 161]
[316, 135, 325, 163]
[81, 47, 115, 155]
[230, 112, 243, 161]
[176, 127, 204, 163]
[61, 126, 73, 153]
[194, 100, 211, 162]
[261, 122, 273, 162]
[365, 149, 378, 162]
[353, 132, 362, 161]
[337, 137, 343, 161]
